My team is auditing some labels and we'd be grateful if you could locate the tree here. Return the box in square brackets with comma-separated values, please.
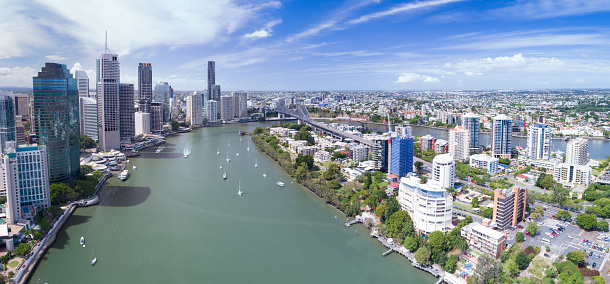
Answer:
[403, 236, 418, 252]
[545, 266, 558, 278]
[295, 155, 314, 170]
[598, 220, 609, 231]
[471, 196, 479, 208]
[293, 129, 315, 145]
[508, 260, 520, 277]
[516, 232, 525, 242]
[556, 209, 572, 221]
[294, 163, 309, 181]
[375, 204, 386, 219]
[566, 250, 585, 266]
[444, 254, 458, 273]
[323, 164, 340, 180]
[92, 171, 103, 180]
[576, 214, 597, 231]
[428, 231, 448, 264]
[414, 246, 431, 266]
[80, 134, 96, 149]
[414, 161, 423, 172]
[470, 254, 504, 284]
[385, 211, 411, 239]
[253, 127, 264, 135]
[170, 120, 180, 131]
[480, 207, 493, 218]
[527, 222, 539, 236]
[515, 251, 529, 270]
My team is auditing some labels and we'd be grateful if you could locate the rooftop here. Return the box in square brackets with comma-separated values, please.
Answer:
[464, 222, 505, 240]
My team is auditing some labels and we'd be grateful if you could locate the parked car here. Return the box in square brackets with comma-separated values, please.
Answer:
[525, 232, 531, 236]
[568, 236, 574, 239]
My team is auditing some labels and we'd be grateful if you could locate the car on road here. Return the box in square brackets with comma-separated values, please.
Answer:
[568, 236, 574, 239]
[525, 232, 531, 236]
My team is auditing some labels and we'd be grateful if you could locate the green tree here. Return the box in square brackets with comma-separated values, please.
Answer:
[516, 232, 525, 242]
[471, 196, 479, 208]
[253, 127, 264, 135]
[414, 246, 431, 266]
[293, 129, 315, 145]
[170, 120, 180, 131]
[444, 254, 458, 273]
[545, 266, 558, 278]
[480, 207, 493, 218]
[294, 163, 309, 181]
[428, 231, 448, 264]
[80, 134, 96, 149]
[515, 251, 529, 270]
[576, 214, 597, 231]
[527, 222, 539, 236]
[403, 236, 418, 252]
[92, 171, 104, 180]
[555, 209, 572, 220]
[470, 254, 504, 284]
[414, 161, 423, 172]
[598, 220, 609, 231]
[385, 211, 411, 239]
[323, 164, 340, 180]
[566, 250, 585, 266]
[508, 259, 520, 277]
[295, 155, 315, 170]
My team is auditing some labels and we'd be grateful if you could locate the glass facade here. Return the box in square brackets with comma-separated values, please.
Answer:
[33, 63, 80, 182]
[0, 94, 16, 153]
[389, 135, 414, 178]
[462, 114, 479, 149]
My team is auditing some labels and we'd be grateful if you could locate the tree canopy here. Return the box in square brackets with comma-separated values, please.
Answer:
[576, 214, 597, 231]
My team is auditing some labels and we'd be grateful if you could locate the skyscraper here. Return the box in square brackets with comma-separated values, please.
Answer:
[0, 93, 16, 153]
[207, 100, 218, 123]
[154, 82, 172, 122]
[207, 61, 215, 102]
[150, 102, 163, 132]
[186, 92, 203, 126]
[527, 123, 551, 160]
[97, 52, 121, 151]
[138, 63, 153, 113]
[462, 113, 480, 152]
[75, 70, 90, 137]
[432, 154, 455, 189]
[370, 136, 389, 172]
[14, 94, 29, 117]
[491, 114, 512, 159]
[449, 125, 470, 162]
[220, 96, 234, 121]
[33, 63, 80, 182]
[566, 138, 588, 166]
[232, 91, 248, 119]
[119, 83, 135, 142]
[212, 85, 221, 118]
[80, 97, 98, 141]
[389, 134, 414, 178]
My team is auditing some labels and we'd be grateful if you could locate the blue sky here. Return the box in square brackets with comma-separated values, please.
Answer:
[1, 0, 610, 91]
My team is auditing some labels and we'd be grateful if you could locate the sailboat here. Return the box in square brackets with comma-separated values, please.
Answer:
[217, 147, 220, 155]
[228, 140, 230, 147]
[263, 168, 267, 178]
[80, 236, 85, 247]
[91, 248, 97, 266]
[236, 151, 239, 156]
[183, 144, 191, 158]
[238, 180, 243, 196]
[247, 142, 250, 152]
[223, 171, 227, 179]
[255, 159, 258, 168]
[226, 152, 230, 162]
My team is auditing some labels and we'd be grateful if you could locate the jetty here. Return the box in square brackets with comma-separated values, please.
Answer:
[344, 216, 363, 227]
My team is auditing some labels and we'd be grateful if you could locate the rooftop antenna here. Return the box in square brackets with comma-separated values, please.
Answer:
[104, 31, 110, 53]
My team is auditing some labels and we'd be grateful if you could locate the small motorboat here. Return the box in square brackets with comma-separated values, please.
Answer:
[80, 236, 85, 247]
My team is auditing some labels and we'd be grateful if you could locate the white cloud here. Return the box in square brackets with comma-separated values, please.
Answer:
[574, 79, 585, 83]
[45, 54, 67, 61]
[286, 21, 336, 42]
[349, 0, 464, 24]
[449, 33, 607, 50]
[243, 30, 271, 39]
[0, 2, 55, 59]
[0, 66, 38, 87]
[464, 72, 483, 76]
[493, 0, 610, 19]
[395, 73, 440, 83]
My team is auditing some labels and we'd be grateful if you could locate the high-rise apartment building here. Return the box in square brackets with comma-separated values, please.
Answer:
[232, 91, 248, 119]
[449, 125, 470, 161]
[349, 145, 369, 163]
[527, 123, 551, 160]
[154, 82, 172, 123]
[150, 102, 163, 133]
[398, 175, 453, 235]
[33, 63, 80, 182]
[206, 100, 218, 123]
[80, 97, 98, 141]
[135, 112, 150, 136]
[389, 135, 413, 178]
[220, 96, 234, 121]
[553, 163, 591, 187]
[207, 61, 215, 101]
[75, 70, 89, 98]
[566, 138, 588, 166]
[432, 154, 455, 189]
[97, 52, 121, 150]
[491, 114, 512, 159]
[492, 187, 527, 230]
[138, 63, 153, 113]
[394, 125, 412, 137]
[186, 92, 203, 126]
[462, 113, 480, 152]
[461, 222, 506, 259]
[119, 83, 135, 142]
[420, 135, 435, 151]
[0, 94, 16, 153]
[2, 145, 50, 224]
[370, 136, 389, 172]
[212, 85, 221, 118]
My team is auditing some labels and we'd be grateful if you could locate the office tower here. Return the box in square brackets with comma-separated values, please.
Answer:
[14, 94, 29, 117]
[432, 153, 455, 189]
[202, 91, 210, 113]
[212, 85, 221, 118]
[97, 52, 121, 151]
[154, 82, 172, 122]
[462, 113, 480, 152]
[186, 92, 203, 125]
[15, 119, 25, 145]
[207, 100, 218, 123]
[207, 61, 215, 102]
[138, 63, 153, 113]
[566, 138, 588, 166]
[33, 63, 80, 182]
[0, 94, 16, 153]
[492, 187, 527, 230]
[2, 145, 50, 226]
[232, 91, 248, 119]
[370, 136, 389, 172]
[491, 114, 512, 159]
[75, 70, 89, 98]
[119, 83, 135, 142]
[527, 123, 551, 160]
[389, 135, 414, 178]
[398, 175, 453, 234]
[220, 96, 233, 121]
[461, 223, 506, 259]
[135, 112, 150, 136]
[449, 125, 470, 161]
[80, 97, 98, 141]
[394, 125, 412, 137]
[150, 102, 163, 132]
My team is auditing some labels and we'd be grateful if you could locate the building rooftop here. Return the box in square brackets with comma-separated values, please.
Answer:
[464, 222, 505, 240]
[433, 153, 454, 164]
[494, 114, 511, 120]
[470, 154, 498, 162]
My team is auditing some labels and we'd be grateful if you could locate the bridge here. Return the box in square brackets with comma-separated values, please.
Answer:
[275, 104, 373, 146]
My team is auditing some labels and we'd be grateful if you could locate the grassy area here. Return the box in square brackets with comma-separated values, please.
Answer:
[524, 254, 551, 280]
[320, 161, 337, 169]
[454, 201, 473, 211]
[8, 260, 18, 268]
[593, 168, 600, 177]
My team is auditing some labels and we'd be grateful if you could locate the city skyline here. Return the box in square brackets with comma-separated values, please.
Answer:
[1, 0, 610, 91]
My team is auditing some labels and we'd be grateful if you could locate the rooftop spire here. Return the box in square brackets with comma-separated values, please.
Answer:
[104, 31, 111, 53]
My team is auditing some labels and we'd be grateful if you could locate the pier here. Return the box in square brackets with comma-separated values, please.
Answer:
[344, 216, 363, 227]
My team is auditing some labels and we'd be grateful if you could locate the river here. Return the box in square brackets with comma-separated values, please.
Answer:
[28, 121, 436, 284]
[317, 119, 610, 160]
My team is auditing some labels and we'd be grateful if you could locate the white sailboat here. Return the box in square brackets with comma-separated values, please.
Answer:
[255, 159, 258, 168]
[263, 168, 267, 178]
[236, 151, 239, 156]
[91, 248, 97, 266]
[226, 152, 230, 162]
[80, 236, 85, 247]
[247, 142, 250, 152]
[217, 147, 220, 155]
[238, 180, 243, 196]
[223, 171, 227, 179]
[228, 140, 230, 147]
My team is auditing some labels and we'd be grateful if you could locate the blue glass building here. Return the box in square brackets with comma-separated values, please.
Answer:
[33, 63, 80, 182]
[462, 113, 479, 151]
[0, 93, 16, 154]
[389, 135, 414, 178]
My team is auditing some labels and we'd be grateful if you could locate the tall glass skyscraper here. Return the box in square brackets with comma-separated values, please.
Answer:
[462, 113, 480, 151]
[138, 63, 153, 113]
[389, 135, 414, 178]
[491, 114, 512, 159]
[33, 63, 80, 182]
[0, 93, 16, 154]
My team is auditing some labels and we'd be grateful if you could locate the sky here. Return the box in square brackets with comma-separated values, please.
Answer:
[1, 0, 610, 91]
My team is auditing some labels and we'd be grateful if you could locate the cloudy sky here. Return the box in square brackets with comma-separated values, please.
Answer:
[1, 0, 610, 91]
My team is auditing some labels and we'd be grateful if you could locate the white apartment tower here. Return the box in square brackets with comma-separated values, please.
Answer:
[75, 70, 90, 137]
[97, 52, 121, 150]
[80, 97, 98, 141]
[566, 138, 588, 166]
[220, 96, 234, 121]
[449, 125, 470, 162]
[491, 114, 512, 159]
[432, 153, 455, 190]
[186, 92, 203, 126]
[232, 91, 248, 119]
[207, 100, 218, 123]
[398, 175, 453, 235]
[527, 123, 552, 160]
